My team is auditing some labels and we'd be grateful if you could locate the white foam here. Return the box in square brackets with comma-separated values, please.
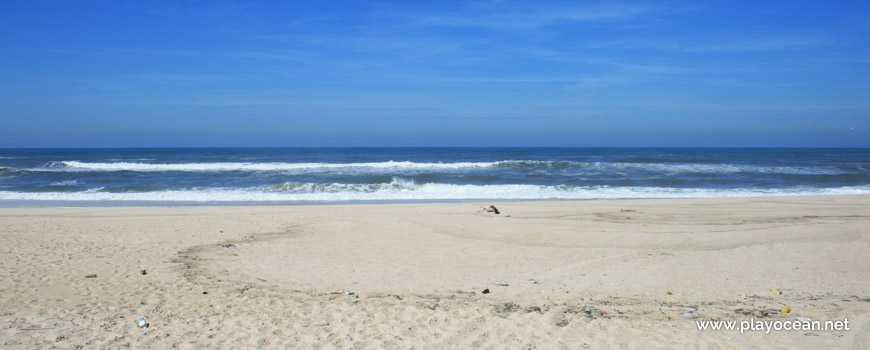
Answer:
[1, 184, 868, 202]
[33, 160, 847, 176]
[49, 160, 500, 172]
[595, 162, 844, 175]
[50, 180, 79, 186]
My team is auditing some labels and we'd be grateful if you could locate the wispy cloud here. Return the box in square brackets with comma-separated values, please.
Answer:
[416, 76, 593, 83]
[639, 101, 870, 113]
[395, 2, 662, 30]
[682, 36, 832, 52]
[406, 60, 689, 87]
[122, 72, 259, 85]
[228, 49, 325, 63]
[570, 34, 833, 53]
[110, 98, 300, 106]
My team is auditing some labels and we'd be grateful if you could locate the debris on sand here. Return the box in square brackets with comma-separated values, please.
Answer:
[481, 205, 500, 214]
[494, 302, 519, 313]
[525, 306, 542, 313]
[302, 322, 329, 327]
[680, 311, 699, 319]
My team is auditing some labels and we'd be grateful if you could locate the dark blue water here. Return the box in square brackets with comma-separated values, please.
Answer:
[0, 148, 868, 203]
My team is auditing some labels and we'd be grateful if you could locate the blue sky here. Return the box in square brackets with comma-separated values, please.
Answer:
[1, 0, 868, 147]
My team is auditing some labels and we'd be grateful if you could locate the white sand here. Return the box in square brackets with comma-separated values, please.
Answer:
[1, 195, 869, 349]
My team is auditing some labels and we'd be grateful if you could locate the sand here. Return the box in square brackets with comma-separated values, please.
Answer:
[1, 195, 869, 349]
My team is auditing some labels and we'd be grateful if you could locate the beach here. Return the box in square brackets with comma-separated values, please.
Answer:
[1, 195, 868, 349]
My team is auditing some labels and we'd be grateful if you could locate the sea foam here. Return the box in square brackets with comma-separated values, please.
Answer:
[51, 160, 499, 172]
[32, 160, 849, 176]
[1, 184, 868, 202]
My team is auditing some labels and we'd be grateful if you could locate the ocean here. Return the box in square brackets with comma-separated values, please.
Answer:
[1, 148, 869, 206]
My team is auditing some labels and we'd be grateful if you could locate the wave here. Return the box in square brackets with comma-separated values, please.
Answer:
[0, 167, 22, 175]
[45, 160, 501, 172]
[1, 182, 868, 202]
[503, 161, 848, 176]
[27, 160, 853, 176]
[50, 180, 79, 186]
[620, 157, 718, 164]
[590, 162, 847, 175]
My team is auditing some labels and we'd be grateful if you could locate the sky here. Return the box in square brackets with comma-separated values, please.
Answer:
[1, 0, 868, 147]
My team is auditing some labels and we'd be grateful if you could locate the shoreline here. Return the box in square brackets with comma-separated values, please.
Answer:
[2, 195, 868, 348]
[3, 192, 870, 208]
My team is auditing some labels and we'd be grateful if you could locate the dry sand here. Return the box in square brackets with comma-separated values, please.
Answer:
[1, 195, 869, 349]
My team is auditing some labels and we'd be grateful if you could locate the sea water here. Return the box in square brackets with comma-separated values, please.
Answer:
[0, 148, 868, 205]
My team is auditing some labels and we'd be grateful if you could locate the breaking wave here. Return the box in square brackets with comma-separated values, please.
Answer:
[1, 182, 868, 202]
[0, 167, 23, 176]
[27, 160, 852, 176]
[46, 160, 499, 172]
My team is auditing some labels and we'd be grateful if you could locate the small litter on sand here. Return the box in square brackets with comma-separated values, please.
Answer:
[481, 205, 500, 214]
[302, 322, 329, 327]
[85, 274, 97, 278]
[680, 311, 699, 319]
[481, 288, 491, 294]
[494, 302, 519, 313]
